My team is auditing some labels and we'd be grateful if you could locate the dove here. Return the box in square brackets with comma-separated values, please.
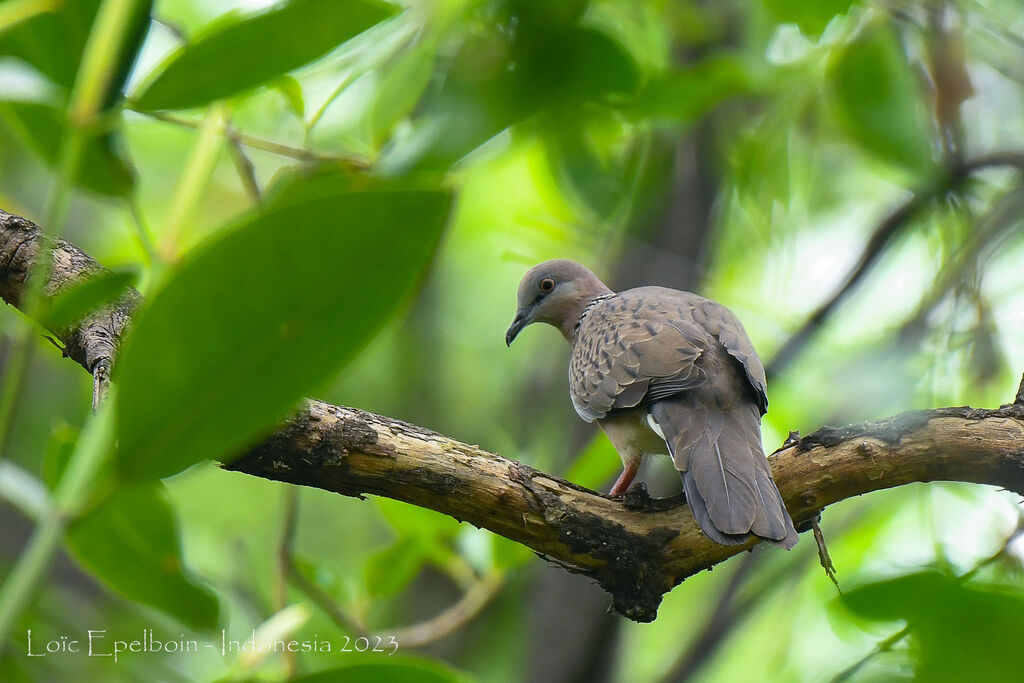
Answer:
[506, 259, 797, 548]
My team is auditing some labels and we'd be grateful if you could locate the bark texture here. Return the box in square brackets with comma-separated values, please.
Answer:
[3, 208, 1024, 622]
[225, 400, 1024, 621]
[0, 209, 140, 375]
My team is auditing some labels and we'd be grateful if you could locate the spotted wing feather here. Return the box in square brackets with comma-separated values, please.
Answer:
[569, 288, 709, 422]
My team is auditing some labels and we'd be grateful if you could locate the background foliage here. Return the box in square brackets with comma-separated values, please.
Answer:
[1, 0, 1023, 680]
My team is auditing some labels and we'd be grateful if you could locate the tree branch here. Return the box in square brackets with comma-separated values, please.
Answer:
[0, 209, 140, 383]
[3, 208, 1024, 622]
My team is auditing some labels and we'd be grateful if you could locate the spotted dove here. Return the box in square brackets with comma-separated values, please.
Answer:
[506, 259, 797, 548]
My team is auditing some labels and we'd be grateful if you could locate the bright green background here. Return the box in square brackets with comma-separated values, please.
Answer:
[2, 0, 1024, 681]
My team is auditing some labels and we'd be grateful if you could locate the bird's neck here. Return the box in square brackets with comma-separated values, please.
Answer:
[561, 291, 615, 343]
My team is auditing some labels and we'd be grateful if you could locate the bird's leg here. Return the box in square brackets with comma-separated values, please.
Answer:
[608, 458, 641, 497]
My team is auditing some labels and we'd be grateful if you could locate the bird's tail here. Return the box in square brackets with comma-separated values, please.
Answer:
[650, 398, 797, 549]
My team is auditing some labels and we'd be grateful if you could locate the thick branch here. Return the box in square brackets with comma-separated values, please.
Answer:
[4, 208, 1024, 622]
[223, 399, 1024, 621]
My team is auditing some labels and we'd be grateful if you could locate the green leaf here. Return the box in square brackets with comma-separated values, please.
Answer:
[114, 184, 452, 479]
[0, 0, 60, 39]
[41, 422, 77, 490]
[375, 498, 461, 539]
[840, 570, 1024, 683]
[261, 163, 359, 208]
[0, 0, 152, 110]
[761, 0, 855, 37]
[382, 25, 638, 172]
[38, 268, 136, 330]
[630, 57, 753, 122]
[535, 27, 638, 103]
[491, 535, 533, 570]
[273, 75, 305, 118]
[65, 484, 220, 630]
[827, 24, 935, 179]
[133, 0, 397, 111]
[542, 112, 654, 222]
[364, 537, 428, 597]
[563, 432, 621, 490]
[0, 0, 147, 196]
[0, 101, 135, 197]
[365, 41, 435, 149]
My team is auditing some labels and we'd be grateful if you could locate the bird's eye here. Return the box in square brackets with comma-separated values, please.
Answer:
[539, 277, 555, 293]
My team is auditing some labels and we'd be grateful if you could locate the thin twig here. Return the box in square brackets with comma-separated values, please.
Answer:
[767, 151, 1024, 379]
[127, 194, 158, 266]
[811, 517, 840, 593]
[384, 572, 505, 648]
[135, 109, 368, 167]
[831, 625, 912, 683]
[287, 558, 367, 636]
[276, 487, 299, 677]
[898, 183, 1024, 343]
[225, 119, 262, 201]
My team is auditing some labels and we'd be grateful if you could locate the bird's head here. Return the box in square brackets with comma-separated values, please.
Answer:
[506, 259, 612, 345]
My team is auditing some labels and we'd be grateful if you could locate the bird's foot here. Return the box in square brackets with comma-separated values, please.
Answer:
[607, 459, 641, 496]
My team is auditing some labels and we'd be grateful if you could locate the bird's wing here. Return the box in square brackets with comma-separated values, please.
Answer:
[689, 299, 768, 415]
[569, 287, 710, 422]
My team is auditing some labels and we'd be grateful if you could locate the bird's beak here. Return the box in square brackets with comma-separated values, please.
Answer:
[505, 311, 527, 346]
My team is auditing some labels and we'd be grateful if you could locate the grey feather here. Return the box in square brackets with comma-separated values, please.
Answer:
[652, 396, 797, 548]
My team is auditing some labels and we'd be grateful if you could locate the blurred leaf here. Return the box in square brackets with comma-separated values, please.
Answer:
[761, 0, 855, 37]
[0, 461, 52, 521]
[66, 483, 220, 630]
[114, 184, 452, 479]
[41, 422, 78, 490]
[364, 537, 427, 597]
[38, 268, 136, 330]
[0, 101, 135, 196]
[0, 0, 60, 39]
[542, 112, 654, 222]
[262, 163, 359, 208]
[539, 27, 638, 102]
[630, 57, 753, 122]
[366, 41, 435, 149]
[375, 498, 461, 539]
[293, 554, 350, 604]
[42, 422, 119, 512]
[501, 0, 588, 31]
[563, 432, 620, 490]
[383, 25, 638, 172]
[491, 535, 534, 570]
[729, 120, 790, 213]
[133, 0, 396, 111]
[0, 0, 151, 110]
[273, 75, 305, 118]
[827, 24, 935, 179]
[840, 569, 1024, 683]
[293, 658, 465, 683]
